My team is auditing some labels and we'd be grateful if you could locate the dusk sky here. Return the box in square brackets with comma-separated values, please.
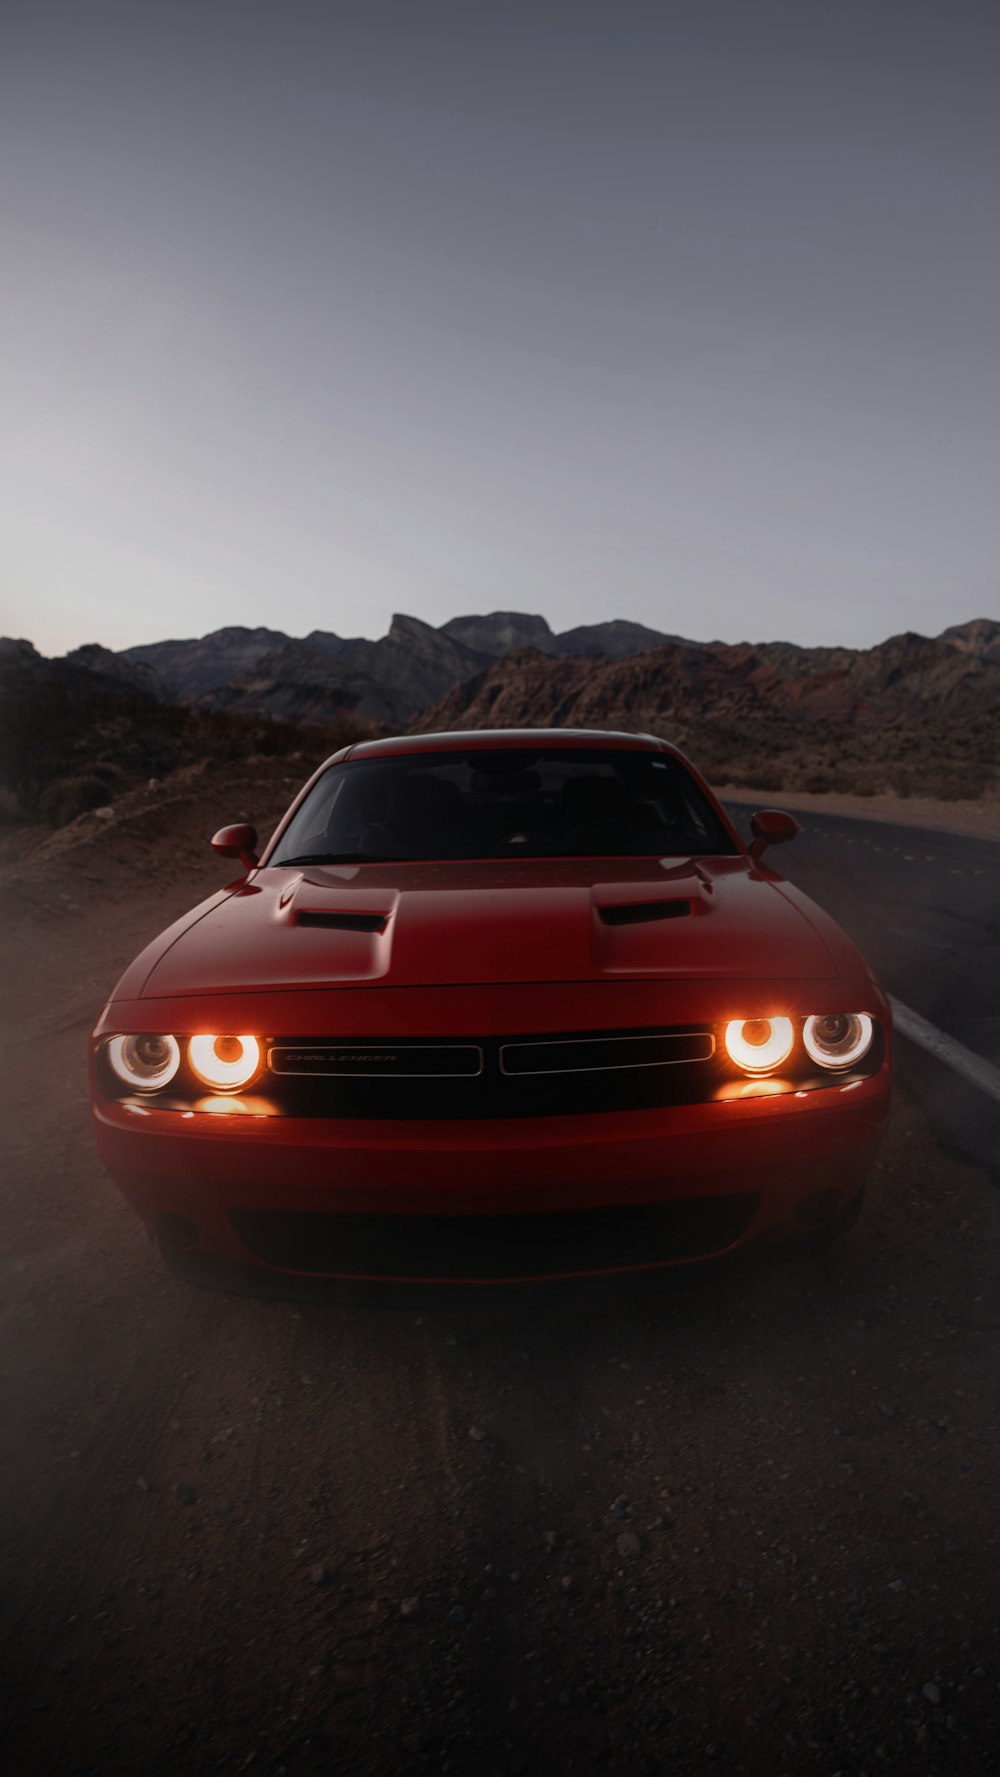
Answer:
[2, 0, 998, 657]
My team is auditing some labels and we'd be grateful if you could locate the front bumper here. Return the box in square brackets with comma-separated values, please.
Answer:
[91, 976, 892, 1287]
[92, 1067, 890, 1285]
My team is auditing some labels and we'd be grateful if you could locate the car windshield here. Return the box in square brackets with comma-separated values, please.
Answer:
[269, 747, 739, 864]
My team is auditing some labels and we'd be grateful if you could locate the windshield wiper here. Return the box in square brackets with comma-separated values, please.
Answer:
[273, 851, 391, 866]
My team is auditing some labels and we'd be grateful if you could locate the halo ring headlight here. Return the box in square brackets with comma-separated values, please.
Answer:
[107, 1033, 181, 1092]
[803, 1013, 873, 1069]
[724, 1016, 794, 1074]
[188, 1034, 261, 1092]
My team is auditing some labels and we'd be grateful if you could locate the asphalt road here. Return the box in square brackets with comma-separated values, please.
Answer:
[724, 802, 1000, 1063]
[725, 801, 1000, 1178]
[1, 807, 999, 1777]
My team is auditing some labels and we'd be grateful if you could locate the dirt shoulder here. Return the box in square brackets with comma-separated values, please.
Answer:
[0, 753, 305, 922]
[714, 782, 1000, 841]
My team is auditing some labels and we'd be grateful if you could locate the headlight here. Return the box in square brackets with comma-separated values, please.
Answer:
[803, 1013, 873, 1069]
[188, 1034, 261, 1091]
[724, 1016, 794, 1073]
[107, 1033, 181, 1092]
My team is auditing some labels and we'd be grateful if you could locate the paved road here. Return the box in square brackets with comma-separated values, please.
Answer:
[725, 801, 1000, 1176]
[724, 803, 1000, 1062]
[2, 808, 999, 1776]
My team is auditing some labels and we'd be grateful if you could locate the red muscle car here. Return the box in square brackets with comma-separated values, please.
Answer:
[89, 729, 891, 1291]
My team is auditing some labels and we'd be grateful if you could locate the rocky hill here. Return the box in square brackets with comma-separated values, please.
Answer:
[205, 615, 491, 728]
[118, 611, 692, 721]
[0, 637, 368, 830]
[940, 617, 1000, 665]
[5, 611, 998, 816]
[440, 612, 690, 660]
[122, 615, 490, 725]
[416, 628, 1000, 801]
[122, 625, 294, 699]
[114, 611, 1000, 748]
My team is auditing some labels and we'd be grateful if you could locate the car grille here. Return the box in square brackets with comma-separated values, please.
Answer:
[500, 1031, 714, 1075]
[229, 1194, 761, 1279]
[269, 1042, 485, 1078]
[262, 1026, 719, 1118]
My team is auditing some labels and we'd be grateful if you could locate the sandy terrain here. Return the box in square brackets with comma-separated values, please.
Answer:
[0, 755, 302, 922]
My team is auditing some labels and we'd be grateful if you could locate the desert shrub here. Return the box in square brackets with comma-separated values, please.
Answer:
[747, 766, 787, 792]
[688, 752, 727, 784]
[116, 728, 186, 776]
[718, 759, 784, 790]
[0, 649, 379, 823]
[41, 767, 125, 828]
[803, 773, 833, 794]
[923, 770, 988, 802]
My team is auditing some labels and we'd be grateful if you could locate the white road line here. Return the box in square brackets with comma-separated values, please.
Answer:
[890, 997, 1000, 1110]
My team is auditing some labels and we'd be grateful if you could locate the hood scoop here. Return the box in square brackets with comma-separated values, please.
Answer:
[599, 899, 692, 927]
[296, 910, 388, 934]
[137, 856, 839, 999]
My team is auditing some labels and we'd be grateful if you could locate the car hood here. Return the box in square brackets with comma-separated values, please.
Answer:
[139, 856, 840, 997]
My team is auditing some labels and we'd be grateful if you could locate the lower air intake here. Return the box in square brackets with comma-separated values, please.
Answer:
[229, 1195, 760, 1279]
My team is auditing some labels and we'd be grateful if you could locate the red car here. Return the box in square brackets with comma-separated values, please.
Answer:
[90, 729, 891, 1292]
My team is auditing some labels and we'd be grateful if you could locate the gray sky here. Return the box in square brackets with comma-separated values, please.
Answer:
[2, 0, 998, 657]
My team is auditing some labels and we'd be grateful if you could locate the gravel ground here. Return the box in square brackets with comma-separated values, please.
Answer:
[1, 768, 999, 1775]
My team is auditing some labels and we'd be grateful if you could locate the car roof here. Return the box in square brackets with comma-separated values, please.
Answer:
[342, 728, 678, 761]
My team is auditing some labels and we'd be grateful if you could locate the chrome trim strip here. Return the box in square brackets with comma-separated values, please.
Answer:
[499, 1031, 716, 1077]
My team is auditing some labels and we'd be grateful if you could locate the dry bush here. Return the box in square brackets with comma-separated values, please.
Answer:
[922, 769, 989, 802]
[0, 655, 378, 828]
[40, 765, 129, 828]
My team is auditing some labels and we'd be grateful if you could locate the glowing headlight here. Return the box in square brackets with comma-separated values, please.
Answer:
[803, 1013, 873, 1069]
[188, 1034, 261, 1091]
[724, 1016, 794, 1073]
[107, 1033, 180, 1092]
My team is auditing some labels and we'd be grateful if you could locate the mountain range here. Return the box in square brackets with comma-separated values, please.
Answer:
[2, 611, 998, 810]
[419, 621, 1000, 797]
[117, 612, 686, 726]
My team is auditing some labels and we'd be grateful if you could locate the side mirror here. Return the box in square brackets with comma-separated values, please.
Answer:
[211, 822, 259, 871]
[748, 808, 799, 863]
